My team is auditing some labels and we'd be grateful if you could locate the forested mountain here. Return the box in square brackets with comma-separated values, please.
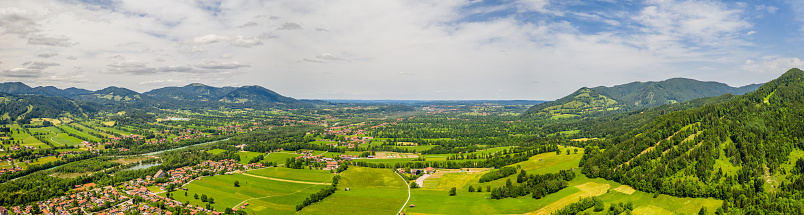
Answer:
[219, 85, 300, 104]
[0, 93, 96, 123]
[579, 68, 804, 213]
[524, 78, 761, 119]
[144, 83, 236, 101]
[0, 82, 91, 98]
[0, 82, 310, 110]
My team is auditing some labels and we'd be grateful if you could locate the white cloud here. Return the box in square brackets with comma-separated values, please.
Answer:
[633, 0, 750, 46]
[515, 0, 560, 15]
[107, 61, 197, 74]
[743, 57, 804, 74]
[0, 7, 39, 35]
[0, 67, 46, 77]
[755, 5, 778, 14]
[195, 60, 250, 69]
[239, 21, 258, 28]
[277, 22, 302, 30]
[27, 34, 77, 47]
[37, 52, 57, 58]
[0, 61, 59, 78]
[316, 53, 344, 61]
[182, 34, 263, 49]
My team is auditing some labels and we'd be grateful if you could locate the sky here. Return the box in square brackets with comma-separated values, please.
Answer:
[1, 0, 804, 100]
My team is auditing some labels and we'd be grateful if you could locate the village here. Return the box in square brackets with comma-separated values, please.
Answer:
[7, 158, 267, 215]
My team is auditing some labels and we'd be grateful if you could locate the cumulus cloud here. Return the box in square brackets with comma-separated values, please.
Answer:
[37, 53, 58, 58]
[182, 34, 263, 48]
[107, 61, 199, 74]
[277, 22, 302, 30]
[239, 21, 258, 28]
[755, 5, 778, 14]
[195, 60, 250, 69]
[743, 58, 804, 74]
[23, 61, 60, 69]
[0, 7, 39, 35]
[27, 34, 77, 47]
[316, 53, 344, 61]
[633, 0, 750, 46]
[515, 0, 561, 15]
[0, 61, 59, 78]
[0, 68, 46, 77]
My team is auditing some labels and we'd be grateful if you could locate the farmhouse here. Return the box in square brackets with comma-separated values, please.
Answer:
[326, 161, 339, 170]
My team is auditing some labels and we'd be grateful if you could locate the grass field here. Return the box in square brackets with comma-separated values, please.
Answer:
[247, 167, 334, 183]
[59, 125, 101, 142]
[263, 152, 301, 165]
[17, 156, 60, 170]
[238, 151, 266, 164]
[207, 149, 226, 155]
[298, 167, 408, 215]
[51, 133, 84, 146]
[162, 172, 330, 215]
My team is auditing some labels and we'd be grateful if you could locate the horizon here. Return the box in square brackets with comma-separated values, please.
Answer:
[1, 0, 801, 100]
[1, 74, 768, 101]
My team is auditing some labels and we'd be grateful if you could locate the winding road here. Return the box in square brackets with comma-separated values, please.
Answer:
[395, 171, 411, 215]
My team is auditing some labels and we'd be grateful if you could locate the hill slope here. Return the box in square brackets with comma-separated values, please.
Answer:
[524, 78, 761, 119]
[578, 68, 804, 214]
[219, 85, 300, 104]
[144, 83, 236, 101]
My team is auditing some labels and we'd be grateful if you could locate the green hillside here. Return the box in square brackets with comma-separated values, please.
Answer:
[578, 68, 804, 214]
[524, 78, 761, 119]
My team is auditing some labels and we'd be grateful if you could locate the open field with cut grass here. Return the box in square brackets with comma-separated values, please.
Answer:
[247, 167, 334, 183]
[237, 151, 266, 164]
[298, 167, 408, 215]
[263, 152, 301, 164]
[59, 125, 101, 142]
[162, 172, 330, 215]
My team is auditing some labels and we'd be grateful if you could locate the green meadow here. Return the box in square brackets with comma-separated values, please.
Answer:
[162, 171, 331, 215]
[299, 167, 408, 215]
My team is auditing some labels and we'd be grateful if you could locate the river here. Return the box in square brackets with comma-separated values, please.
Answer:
[143, 138, 230, 156]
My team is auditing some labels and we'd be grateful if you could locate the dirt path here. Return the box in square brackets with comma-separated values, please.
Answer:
[525, 182, 610, 215]
[241, 172, 331, 185]
[395, 171, 411, 215]
[415, 174, 431, 187]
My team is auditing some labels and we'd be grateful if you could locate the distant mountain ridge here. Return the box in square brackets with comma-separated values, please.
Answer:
[523, 77, 762, 118]
[0, 82, 307, 108]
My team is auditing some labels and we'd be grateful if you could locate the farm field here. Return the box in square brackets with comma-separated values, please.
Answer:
[162, 171, 331, 215]
[298, 167, 408, 215]
[246, 167, 334, 183]
[237, 151, 266, 164]
[403, 149, 722, 215]
[263, 152, 302, 164]
[59, 125, 102, 142]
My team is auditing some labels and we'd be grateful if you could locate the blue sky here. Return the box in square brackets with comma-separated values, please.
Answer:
[0, 0, 803, 100]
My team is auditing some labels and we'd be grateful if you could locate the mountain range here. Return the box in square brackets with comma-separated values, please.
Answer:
[0, 82, 305, 107]
[523, 78, 762, 118]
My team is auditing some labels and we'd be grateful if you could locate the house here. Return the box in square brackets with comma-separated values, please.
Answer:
[410, 169, 421, 175]
[425, 167, 434, 173]
[0, 206, 9, 215]
[154, 170, 165, 179]
[326, 161, 338, 170]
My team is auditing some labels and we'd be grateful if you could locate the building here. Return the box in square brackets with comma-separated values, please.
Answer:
[326, 161, 339, 170]
[154, 170, 166, 179]
[0, 206, 8, 215]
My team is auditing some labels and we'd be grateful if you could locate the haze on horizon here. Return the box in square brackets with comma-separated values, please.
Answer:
[1, 0, 803, 100]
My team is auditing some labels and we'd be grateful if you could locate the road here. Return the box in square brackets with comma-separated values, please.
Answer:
[395, 171, 411, 215]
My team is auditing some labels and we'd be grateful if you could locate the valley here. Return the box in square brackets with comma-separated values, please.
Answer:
[0, 69, 802, 215]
